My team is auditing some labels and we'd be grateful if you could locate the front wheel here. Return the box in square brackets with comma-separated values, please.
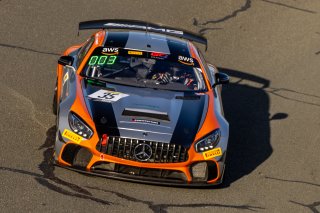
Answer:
[54, 102, 60, 162]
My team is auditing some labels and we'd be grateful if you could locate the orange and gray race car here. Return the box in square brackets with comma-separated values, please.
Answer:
[53, 19, 230, 186]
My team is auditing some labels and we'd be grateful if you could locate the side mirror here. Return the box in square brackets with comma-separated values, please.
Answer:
[213, 72, 229, 87]
[58, 56, 74, 66]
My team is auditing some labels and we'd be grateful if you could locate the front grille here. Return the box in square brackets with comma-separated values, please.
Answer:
[96, 136, 188, 163]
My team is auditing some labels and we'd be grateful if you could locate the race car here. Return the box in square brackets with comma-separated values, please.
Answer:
[53, 19, 230, 186]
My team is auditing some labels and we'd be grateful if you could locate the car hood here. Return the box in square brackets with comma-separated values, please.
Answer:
[82, 81, 208, 147]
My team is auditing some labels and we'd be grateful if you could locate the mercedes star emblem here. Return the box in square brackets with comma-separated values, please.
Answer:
[134, 143, 152, 161]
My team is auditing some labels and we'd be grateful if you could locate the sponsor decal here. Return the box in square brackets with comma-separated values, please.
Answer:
[150, 52, 168, 59]
[128, 50, 143, 55]
[88, 89, 129, 103]
[202, 147, 222, 160]
[178, 55, 194, 66]
[62, 129, 83, 144]
[132, 118, 160, 125]
[63, 72, 69, 85]
[88, 55, 117, 65]
[102, 47, 119, 55]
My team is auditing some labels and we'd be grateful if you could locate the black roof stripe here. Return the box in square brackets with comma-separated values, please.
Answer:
[167, 38, 191, 58]
[105, 32, 129, 48]
[170, 94, 206, 147]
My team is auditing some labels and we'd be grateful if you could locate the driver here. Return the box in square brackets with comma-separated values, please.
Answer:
[150, 61, 172, 84]
[130, 57, 198, 90]
[151, 63, 198, 90]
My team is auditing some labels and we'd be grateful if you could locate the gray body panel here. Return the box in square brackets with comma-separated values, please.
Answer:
[125, 32, 171, 53]
[54, 65, 78, 160]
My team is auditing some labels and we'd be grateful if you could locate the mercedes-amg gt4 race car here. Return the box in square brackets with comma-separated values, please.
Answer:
[53, 19, 230, 186]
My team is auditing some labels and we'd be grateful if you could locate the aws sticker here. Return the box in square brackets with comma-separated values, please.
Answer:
[202, 147, 222, 160]
[102, 47, 119, 55]
[88, 89, 129, 103]
[62, 129, 83, 144]
[178, 55, 194, 66]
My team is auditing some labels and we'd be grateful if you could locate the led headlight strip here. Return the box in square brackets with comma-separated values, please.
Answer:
[195, 129, 221, 152]
[68, 112, 93, 139]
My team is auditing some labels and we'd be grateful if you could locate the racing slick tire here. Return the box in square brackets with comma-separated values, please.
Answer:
[52, 79, 57, 115]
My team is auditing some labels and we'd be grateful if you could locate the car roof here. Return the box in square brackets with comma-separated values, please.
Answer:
[103, 31, 193, 58]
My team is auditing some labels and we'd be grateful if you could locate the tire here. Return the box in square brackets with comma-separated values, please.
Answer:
[52, 80, 57, 115]
[54, 104, 60, 162]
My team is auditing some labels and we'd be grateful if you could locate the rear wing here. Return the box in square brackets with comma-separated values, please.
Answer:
[79, 19, 208, 50]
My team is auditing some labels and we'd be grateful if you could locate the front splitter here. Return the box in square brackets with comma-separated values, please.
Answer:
[55, 163, 222, 187]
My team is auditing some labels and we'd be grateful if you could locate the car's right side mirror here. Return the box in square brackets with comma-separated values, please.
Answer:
[213, 72, 230, 88]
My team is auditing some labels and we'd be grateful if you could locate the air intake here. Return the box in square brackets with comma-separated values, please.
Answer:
[122, 108, 170, 121]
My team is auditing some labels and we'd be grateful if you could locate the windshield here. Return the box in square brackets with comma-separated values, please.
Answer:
[81, 47, 207, 91]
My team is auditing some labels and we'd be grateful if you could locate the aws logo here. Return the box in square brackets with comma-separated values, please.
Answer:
[178, 55, 194, 66]
[102, 47, 119, 55]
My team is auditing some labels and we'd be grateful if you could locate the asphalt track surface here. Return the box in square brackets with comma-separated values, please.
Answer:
[0, 0, 319, 212]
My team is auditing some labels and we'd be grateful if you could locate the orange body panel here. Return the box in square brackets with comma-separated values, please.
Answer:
[188, 42, 220, 142]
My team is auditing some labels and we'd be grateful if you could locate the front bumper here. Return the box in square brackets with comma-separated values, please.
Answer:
[55, 135, 226, 186]
[57, 163, 224, 187]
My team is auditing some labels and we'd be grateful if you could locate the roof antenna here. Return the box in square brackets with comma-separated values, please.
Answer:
[146, 23, 149, 34]
[145, 23, 152, 48]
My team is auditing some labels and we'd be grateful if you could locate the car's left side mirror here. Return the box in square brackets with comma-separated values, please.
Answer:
[213, 72, 229, 87]
[58, 56, 74, 66]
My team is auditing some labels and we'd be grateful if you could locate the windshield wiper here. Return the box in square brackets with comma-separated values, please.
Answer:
[84, 76, 107, 84]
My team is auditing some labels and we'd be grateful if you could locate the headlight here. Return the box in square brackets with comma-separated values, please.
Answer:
[68, 112, 93, 139]
[195, 129, 221, 152]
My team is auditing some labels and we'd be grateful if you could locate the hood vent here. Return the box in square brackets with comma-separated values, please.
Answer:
[122, 108, 170, 121]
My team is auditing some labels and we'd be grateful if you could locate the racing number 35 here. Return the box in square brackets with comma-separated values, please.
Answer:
[97, 92, 118, 100]
[88, 56, 117, 65]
